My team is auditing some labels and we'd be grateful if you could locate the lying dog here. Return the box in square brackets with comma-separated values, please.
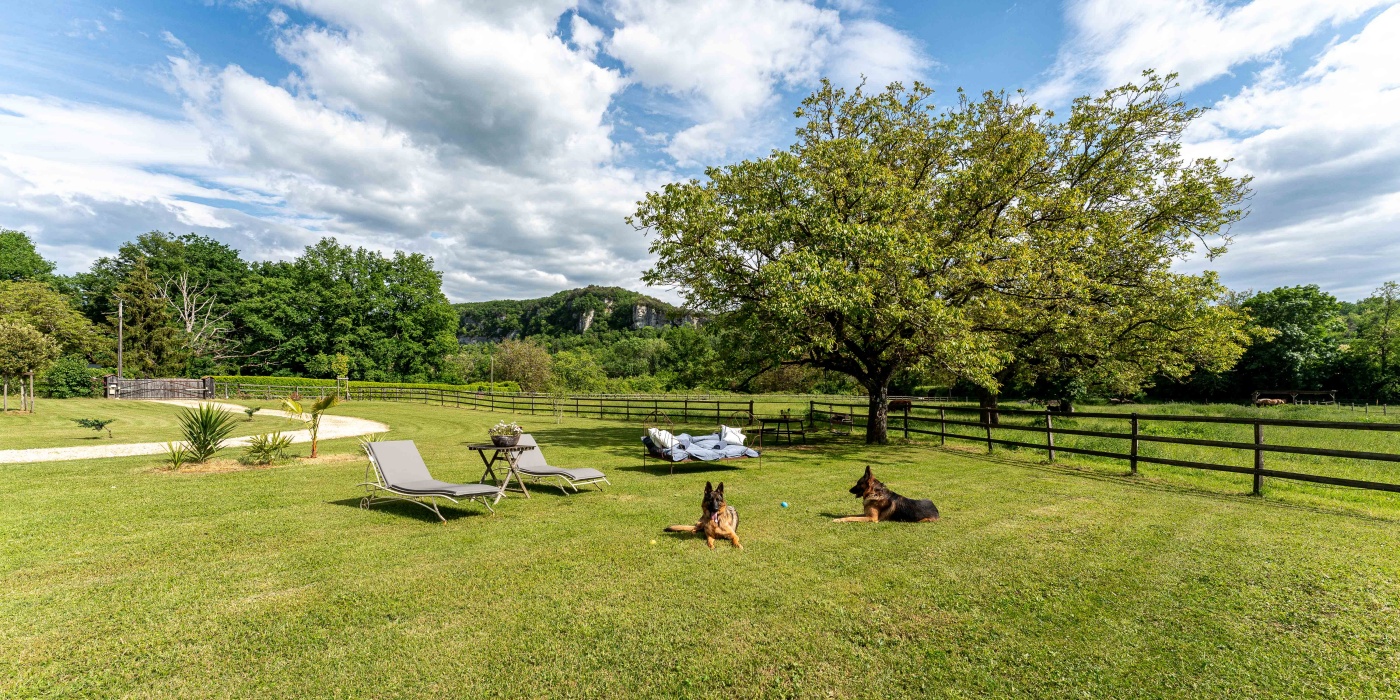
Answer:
[833, 466, 939, 523]
[665, 481, 742, 549]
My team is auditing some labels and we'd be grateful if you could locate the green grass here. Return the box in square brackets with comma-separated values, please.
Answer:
[0, 399, 304, 450]
[3, 400, 1400, 698]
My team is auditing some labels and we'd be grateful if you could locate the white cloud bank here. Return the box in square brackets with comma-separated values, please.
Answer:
[1043, 0, 1400, 299]
[3, 0, 928, 300]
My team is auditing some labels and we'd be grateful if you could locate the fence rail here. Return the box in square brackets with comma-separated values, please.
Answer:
[809, 401, 1400, 497]
[214, 382, 759, 424]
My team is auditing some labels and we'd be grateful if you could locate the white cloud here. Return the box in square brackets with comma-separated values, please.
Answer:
[570, 14, 604, 60]
[606, 0, 927, 165]
[1172, 5, 1400, 298]
[1039, 0, 1395, 102]
[2, 0, 929, 301]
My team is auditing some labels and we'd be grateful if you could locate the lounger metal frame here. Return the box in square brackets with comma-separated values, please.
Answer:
[359, 448, 496, 522]
[516, 468, 610, 494]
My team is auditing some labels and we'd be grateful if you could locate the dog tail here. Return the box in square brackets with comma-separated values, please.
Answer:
[664, 524, 697, 533]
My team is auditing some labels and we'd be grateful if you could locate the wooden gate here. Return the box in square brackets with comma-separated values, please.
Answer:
[104, 377, 213, 400]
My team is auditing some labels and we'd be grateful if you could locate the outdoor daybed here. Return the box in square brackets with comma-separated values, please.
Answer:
[641, 427, 760, 475]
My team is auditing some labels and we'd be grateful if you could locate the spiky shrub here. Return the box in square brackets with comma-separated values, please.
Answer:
[282, 394, 339, 458]
[72, 417, 115, 438]
[243, 406, 260, 421]
[177, 403, 237, 463]
[357, 432, 387, 455]
[239, 431, 294, 466]
[164, 442, 190, 470]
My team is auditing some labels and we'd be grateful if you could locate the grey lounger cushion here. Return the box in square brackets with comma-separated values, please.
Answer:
[391, 479, 502, 498]
[514, 435, 607, 481]
[367, 441, 495, 496]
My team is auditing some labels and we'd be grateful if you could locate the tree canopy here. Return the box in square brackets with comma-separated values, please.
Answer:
[0, 230, 56, 282]
[633, 72, 1252, 441]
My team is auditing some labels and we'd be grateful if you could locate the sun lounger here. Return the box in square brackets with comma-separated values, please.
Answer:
[512, 434, 610, 493]
[361, 440, 501, 521]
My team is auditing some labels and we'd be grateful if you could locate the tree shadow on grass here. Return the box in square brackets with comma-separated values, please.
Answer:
[326, 496, 490, 523]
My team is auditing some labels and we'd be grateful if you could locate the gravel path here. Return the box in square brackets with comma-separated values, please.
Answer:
[0, 400, 389, 465]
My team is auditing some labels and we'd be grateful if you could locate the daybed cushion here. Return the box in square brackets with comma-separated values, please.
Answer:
[720, 424, 746, 446]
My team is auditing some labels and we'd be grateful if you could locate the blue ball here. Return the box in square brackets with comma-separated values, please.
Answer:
[781, 502, 789, 508]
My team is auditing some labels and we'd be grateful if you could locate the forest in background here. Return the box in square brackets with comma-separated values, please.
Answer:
[2, 228, 1399, 402]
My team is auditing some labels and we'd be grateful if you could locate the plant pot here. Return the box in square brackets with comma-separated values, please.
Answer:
[491, 434, 520, 447]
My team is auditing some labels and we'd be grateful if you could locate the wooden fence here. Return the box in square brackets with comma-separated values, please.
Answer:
[810, 400, 1400, 496]
[214, 382, 757, 424]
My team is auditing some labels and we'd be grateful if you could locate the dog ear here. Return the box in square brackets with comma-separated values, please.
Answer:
[717, 482, 724, 495]
[864, 465, 873, 478]
[704, 481, 713, 493]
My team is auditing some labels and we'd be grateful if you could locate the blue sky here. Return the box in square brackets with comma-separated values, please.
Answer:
[2, 0, 1398, 301]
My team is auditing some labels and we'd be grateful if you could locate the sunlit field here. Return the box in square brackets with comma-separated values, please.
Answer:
[4, 399, 1399, 698]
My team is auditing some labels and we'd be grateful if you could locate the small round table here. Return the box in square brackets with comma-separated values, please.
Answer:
[467, 443, 536, 503]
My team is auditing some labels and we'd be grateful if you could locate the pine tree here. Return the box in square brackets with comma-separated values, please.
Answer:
[112, 258, 183, 377]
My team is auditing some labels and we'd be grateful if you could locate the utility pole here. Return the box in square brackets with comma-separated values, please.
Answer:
[117, 299, 124, 380]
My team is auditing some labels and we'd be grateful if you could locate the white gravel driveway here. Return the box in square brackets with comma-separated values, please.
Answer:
[0, 400, 389, 465]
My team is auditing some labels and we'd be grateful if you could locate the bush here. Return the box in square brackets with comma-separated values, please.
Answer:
[209, 376, 521, 394]
[239, 432, 294, 466]
[44, 355, 102, 398]
[177, 403, 237, 463]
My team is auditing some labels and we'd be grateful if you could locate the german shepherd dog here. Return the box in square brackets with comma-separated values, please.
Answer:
[665, 481, 742, 549]
[833, 466, 940, 523]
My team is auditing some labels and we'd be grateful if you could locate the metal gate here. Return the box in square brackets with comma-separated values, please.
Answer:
[104, 376, 214, 400]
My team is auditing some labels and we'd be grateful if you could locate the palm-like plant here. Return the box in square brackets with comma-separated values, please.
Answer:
[177, 403, 238, 463]
[282, 394, 339, 458]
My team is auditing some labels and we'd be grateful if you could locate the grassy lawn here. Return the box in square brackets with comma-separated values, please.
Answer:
[3, 400, 1399, 698]
[0, 399, 304, 451]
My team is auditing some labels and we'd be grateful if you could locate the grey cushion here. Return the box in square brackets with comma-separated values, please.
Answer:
[392, 479, 501, 498]
[367, 440, 497, 497]
[515, 434, 607, 481]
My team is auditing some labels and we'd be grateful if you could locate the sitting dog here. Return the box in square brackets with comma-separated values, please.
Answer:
[665, 481, 742, 549]
[833, 466, 939, 523]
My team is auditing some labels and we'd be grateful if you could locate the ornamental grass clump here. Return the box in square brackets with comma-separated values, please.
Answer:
[177, 403, 238, 463]
[239, 431, 294, 466]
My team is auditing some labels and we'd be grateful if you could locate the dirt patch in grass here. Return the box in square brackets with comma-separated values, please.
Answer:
[148, 452, 365, 475]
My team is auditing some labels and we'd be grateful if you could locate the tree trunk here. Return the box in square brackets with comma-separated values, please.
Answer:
[3, 378, 7, 411]
[865, 382, 890, 444]
[979, 387, 1000, 426]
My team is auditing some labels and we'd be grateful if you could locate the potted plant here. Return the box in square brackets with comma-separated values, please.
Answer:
[488, 420, 523, 447]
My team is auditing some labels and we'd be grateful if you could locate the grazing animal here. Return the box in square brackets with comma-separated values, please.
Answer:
[1255, 398, 1286, 407]
[833, 466, 940, 523]
[665, 481, 742, 549]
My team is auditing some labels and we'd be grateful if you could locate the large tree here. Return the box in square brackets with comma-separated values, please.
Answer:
[0, 230, 56, 282]
[112, 258, 183, 377]
[1236, 285, 1345, 392]
[0, 280, 105, 359]
[633, 72, 1251, 442]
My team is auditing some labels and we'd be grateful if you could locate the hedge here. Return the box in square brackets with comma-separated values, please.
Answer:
[209, 376, 521, 394]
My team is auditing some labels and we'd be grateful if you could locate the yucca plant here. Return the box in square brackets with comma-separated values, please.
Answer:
[239, 431, 294, 466]
[164, 442, 190, 470]
[283, 394, 339, 458]
[243, 406, 260, 421]
[357, 431, 387, 455]
[177, 403, 238, 463]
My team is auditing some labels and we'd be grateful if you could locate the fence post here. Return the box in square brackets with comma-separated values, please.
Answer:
[939, 408, 946, 446]
[1253, 421, 1264, 496]
[903, 402, 909, 439]
[984, 419, 993, 454]
[1130, 413, 1139, 475]
[1045, 410, 1055, 462]
[809, 400, 814, 429]
[684, 398, 689, 422]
